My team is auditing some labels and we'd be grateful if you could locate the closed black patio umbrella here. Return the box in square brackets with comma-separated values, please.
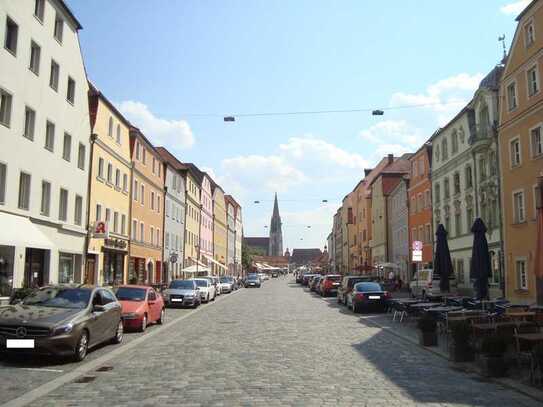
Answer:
[434, 224, 453, 293]
[470, 218, 490, 300]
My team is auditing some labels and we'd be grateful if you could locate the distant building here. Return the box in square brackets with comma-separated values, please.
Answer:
[290, 248, 323, 268]
[268, 193, 283, 256]
[244, 237, 269, 256]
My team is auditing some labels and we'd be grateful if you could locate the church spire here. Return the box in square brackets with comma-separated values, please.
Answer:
[268, 192, 283, 256]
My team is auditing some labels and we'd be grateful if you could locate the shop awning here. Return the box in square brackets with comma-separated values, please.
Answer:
[203, 255, 227, 271]
[186, 257, 206, 268]
[182, 265, 210, 274]
[0, 212, 54, 250]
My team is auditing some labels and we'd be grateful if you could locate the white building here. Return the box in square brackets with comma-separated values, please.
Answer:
[432, 66, 505, 299]
[0, 0, 90, 301]
[234, 205, 243, 275]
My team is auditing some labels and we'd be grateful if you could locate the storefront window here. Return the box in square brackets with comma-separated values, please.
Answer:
[103, 250, 125, 285]
[0, 246, 15, 296]
[59, 253, 75, 284]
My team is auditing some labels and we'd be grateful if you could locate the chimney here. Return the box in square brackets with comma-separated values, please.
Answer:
[387, 154, 394, 164]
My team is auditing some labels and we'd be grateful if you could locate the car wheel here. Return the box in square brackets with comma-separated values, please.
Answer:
[206, 294, 209, 302]
[140, 315, 147, 332]
[73, 330, 89, 362]
[157, 308, 165, 325]
[112, 320, 124, 344]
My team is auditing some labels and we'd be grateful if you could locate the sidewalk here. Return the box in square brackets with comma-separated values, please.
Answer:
[359, 311, 543, 403]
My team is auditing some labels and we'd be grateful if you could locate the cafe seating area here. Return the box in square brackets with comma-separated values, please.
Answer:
[386, 296, 543, 387]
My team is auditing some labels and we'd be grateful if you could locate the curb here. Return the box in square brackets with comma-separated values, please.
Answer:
[362, 315, 543, 403]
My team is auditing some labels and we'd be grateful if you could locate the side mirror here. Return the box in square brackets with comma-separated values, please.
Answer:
[93, 304, 105, 313]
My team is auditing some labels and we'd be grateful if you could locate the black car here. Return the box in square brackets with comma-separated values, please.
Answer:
[245, 275, 261, 288]
[348, 282, 391, 313]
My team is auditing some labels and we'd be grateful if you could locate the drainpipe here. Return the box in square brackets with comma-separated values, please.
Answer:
[83, 133, 97, 284]
[127, 160, 134, 284]
[493, 125, 506, 298]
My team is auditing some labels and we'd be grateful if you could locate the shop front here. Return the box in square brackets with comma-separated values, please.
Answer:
[102, 238, 128, 285]
[0, 245, 15, 300]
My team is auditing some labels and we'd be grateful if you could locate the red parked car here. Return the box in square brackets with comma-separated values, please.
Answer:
[319, 274, 342, 297]
[115, 285, 165, 332]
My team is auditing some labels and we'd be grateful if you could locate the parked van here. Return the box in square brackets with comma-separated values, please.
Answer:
[409, 269, 457, 299]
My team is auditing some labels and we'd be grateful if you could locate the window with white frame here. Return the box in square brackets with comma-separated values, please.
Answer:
[513, 190, 526, 223]
[62, 133, 71, 161]
[135, 142, 140, 160]
[442, 138, 448, 160]
[59, 188, 68, 221]
[96, 204, 102, 221]
[67, 77, 75, 104]
[151, 191, 155, 210]
[4, 16, 18, 55]
[113, 211, 118, 233]
[0, 162, 7, 205]
[156, 228, 160, 246]
[23, 106, 36, 140]
[534, 184, 542, 219]
[115, 169, 120, 188]
[516, 258, 528, 290]
[40, 180, 50, 216]
[0, 88, 13, 127]
[74, 195, 82, 226]
[34, 0, 45, 21]
[507, 82, 517, 111]
[531, 125, 542, 158]
[150, 226, 155, 245]
[140, 184, 145, 205]
[77, 144, 85, 170]
[121, 214, 126, 235]
[510, 138, 521, 167]
[54, 13, 63, 43]
[525, 21, 535, 46]
[49, 60, 59, 91]
[527, 65, 539, 97]
[157, 196, 161, 213]
[29, 40, 41, 75]
[107, 163, 112, 183]
[132, 219, 137, 240]
[108, 117, 113, 138]
[452, 131, 458, 154]
[18, 172, 31, 210]
[123, 173, 128, 192]
[133, 180, 138, 200]
[45, 120, 55, 151]
[435, 183, 441, 202]
[116, 124, 121, 144]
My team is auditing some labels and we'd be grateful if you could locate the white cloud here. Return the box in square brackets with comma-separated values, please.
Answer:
[279, 136, 369, 170]
[359, 120, 424, 160]
[500, 0, 530, 15]
[281, 203, 339, 249]
[390, 73, 484, 125]
[118, 100, 194, 150]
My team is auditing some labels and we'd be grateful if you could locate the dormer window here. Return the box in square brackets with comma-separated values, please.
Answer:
[525, 21, 535, 47]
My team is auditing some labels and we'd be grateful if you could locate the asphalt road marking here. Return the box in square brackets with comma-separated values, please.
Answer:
[1, 288, 244, 407]
[20, 368, 64, 373]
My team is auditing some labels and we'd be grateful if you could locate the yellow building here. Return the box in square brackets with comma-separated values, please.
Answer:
[181, 166, 201, 271]
[212, 182, 228, 275]
[86, 84, 131, 285]
[499, 0, 543, 304]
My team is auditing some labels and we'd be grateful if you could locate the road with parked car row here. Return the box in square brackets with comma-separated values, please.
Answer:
[1, 278, 541, 406]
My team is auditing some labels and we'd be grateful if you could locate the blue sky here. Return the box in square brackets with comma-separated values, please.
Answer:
[69, 0, 527, 251]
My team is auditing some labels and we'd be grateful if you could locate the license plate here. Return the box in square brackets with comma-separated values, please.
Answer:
[369, 295, 381, 299]
[171, 298, 183, 302]
[7, 339, 35, 349]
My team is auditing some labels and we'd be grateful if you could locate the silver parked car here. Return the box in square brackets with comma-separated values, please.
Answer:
[162, 280, 201, 308]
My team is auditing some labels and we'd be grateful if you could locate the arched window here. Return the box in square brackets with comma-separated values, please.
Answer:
[116, 124, 121, 144]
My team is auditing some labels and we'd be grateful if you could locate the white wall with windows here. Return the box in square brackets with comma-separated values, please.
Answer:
[163, 162, 185, 281]
[0, 0, 90, 295]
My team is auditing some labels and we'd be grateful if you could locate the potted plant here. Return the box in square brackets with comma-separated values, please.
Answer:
[417, 314, 438, 346]
[449, 321, 475, 362]
[479, 335, 508, 377]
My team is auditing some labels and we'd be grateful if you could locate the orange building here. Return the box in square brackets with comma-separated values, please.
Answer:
[499, 0, 543, 304]
[128, 127, 165, 284]
[407, 141, 434, 276]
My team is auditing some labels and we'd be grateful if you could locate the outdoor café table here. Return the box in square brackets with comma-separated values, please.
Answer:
[426, 306, 463, 315]
[513, 332, 543, 344]
[506, 311, 536, 322]
[408, 302, 441, 310]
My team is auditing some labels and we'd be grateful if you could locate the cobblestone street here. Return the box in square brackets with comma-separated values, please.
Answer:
[1, 279, 541, 406]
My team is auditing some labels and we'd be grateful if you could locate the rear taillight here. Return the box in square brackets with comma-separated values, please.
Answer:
[325, 280, 333, 289]
[384, 291, 391, 299]
[428, 282, 432, 288]
[355, 293, 365, 300]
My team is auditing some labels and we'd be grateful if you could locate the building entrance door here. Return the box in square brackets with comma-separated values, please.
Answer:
[85, 255, 96, 285]
[24, 248, 46, 288]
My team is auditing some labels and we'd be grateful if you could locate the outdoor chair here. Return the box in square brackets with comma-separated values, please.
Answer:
[514, 326, 541, 382]
[392, 302, 408, 323]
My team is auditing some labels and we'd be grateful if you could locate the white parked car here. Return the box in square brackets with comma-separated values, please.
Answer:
[192, 278, 216, 302]
[219, 276, 234, 293]
[409, 269, 458, 299]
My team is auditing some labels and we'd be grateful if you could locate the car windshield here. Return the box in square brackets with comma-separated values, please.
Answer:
[169, 280, 195, 289]
[22, 287, 92, 309]
[355, 282, 383, 292]
[220, 277, 232, 283]
[194, 280, 208, 287]
[115, 287, 147, 301]
[247, 276, 259, 281]
[326, 275, 341, 281]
